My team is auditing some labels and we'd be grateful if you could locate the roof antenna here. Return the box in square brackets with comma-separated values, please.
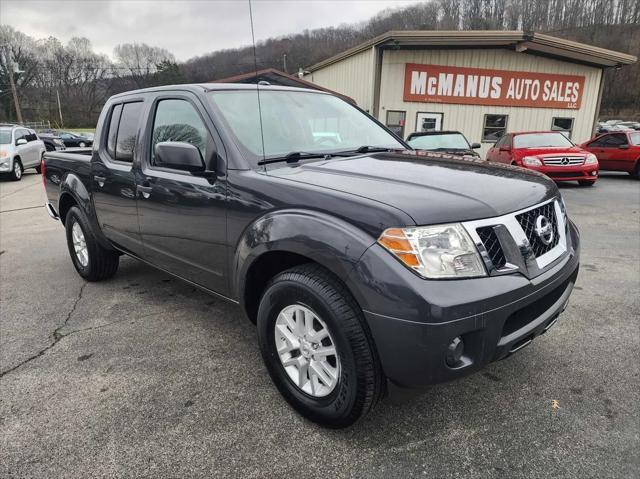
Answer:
[248, 0, 267, 170]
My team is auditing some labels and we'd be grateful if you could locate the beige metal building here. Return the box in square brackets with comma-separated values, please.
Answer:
[303, 31, 636, 157]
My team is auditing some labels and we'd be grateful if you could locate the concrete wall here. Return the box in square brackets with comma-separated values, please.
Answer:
[303, 48, 375, 113]
[377, 49, 602, 157]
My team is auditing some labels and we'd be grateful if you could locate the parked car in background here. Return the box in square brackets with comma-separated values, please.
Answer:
[406, 130, 482, 159]
[617, 121, 640, 131]
[37, 132, 67, 152]
[581, 131, 640, 178]
[41, 129, 93, 148]
[0, 124, 46, 180]
[42, 84, 580, 427]
[486, 131, 598, 186]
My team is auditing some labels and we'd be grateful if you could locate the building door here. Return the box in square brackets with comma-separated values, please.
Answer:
[416, 112, 443, 132]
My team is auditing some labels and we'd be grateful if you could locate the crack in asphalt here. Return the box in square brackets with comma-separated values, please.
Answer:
[0, 205, 44, 214]
[0, 282, 87, 379]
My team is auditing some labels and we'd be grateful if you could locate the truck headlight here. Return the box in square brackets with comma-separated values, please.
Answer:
[584, 153, 598, 165]
[522, 156, 542, 166]
[378, 224, 487, 279]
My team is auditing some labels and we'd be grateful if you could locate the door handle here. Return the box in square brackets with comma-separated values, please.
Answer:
[137, 184, 152, 199]
[94, 175, 106, 187]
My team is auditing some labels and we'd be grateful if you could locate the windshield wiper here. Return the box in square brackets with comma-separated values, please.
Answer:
[257, 151, 349, 166]
[353, 145, 398, 153]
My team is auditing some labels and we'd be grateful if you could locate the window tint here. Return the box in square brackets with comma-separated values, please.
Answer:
[607, 133, 628, 146]
[590, 133, 628, 147]
[107, 104, 123, 159]
[150, 99, 208, 166]
[482, 115, 508, 142]
[115, 102, 143, 162]
[551, 117, 574, 139]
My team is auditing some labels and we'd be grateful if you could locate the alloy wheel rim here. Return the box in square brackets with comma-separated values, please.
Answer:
[14, 162, 21, 178]
[274, 304, 340, 397]
[71, 222, 89, 267]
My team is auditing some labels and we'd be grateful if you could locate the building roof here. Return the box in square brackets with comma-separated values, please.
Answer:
[306, 30, 637, 71]
[211, 68, 356, 103]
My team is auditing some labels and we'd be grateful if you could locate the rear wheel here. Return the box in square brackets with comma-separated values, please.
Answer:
[78, 142, 86, 148]
[257, 264, 384, 428]
[578, 180, 595, 186]
[630, 161, 640, 179]
[65, 206, 119, 281]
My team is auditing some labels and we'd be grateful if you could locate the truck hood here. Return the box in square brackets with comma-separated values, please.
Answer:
[267, 152, 558, 225]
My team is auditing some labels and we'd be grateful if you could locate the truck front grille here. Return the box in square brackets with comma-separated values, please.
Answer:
[516, 202, 560, 257]
[476, 226, 506, 269]
[463, 198, 567, 278]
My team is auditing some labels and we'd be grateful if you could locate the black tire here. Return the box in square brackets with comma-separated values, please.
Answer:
[35, 165, 41, 174]
[78, 142, 86, 148]
[65, 206, 119, 281]
[9, 159, 22, 181]
[257, 264, 384, 428]
[578, 180, 595, 186]
[631, 161, 640, 179]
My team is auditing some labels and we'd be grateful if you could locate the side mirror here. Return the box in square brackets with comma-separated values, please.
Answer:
[499, 145, 511, 152]
[619, 144, 629, 150]
[155, 141, 206, 173]
[471, 142, 481, 149]
[16, 138, 27, 146]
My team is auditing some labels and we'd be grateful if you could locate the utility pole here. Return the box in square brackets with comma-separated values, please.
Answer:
[3, 47, 23, 124]
[56, 90, 63, 127]
[283, 53, 287, 73]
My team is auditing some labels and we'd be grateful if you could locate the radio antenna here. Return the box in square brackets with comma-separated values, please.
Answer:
[248, 0, 267, 169]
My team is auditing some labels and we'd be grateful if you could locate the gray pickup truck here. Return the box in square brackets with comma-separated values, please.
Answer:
[43, 83, 580, 428]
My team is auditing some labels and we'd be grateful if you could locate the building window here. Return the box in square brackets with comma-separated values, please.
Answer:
[386, 110, 406, 138]
[482, 114, 508, 143]
[551, 117, 574, 138]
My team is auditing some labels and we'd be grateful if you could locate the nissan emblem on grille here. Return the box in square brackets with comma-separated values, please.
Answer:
[535, 215, 554, 245]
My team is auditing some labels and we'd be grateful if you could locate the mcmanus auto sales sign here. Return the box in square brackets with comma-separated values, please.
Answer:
[403, 63, 585, 109]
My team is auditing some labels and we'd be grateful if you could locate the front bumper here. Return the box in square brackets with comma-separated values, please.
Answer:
[346, 220, 580, 388]
[526, 164, 598, 182]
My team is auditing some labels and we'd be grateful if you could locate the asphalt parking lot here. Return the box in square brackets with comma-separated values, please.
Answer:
[1, 171, 639, 478]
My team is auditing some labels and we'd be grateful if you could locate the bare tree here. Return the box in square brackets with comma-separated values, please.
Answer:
[113, 43, 175, 88]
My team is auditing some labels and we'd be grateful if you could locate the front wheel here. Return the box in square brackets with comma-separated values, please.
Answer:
[65, 206, 119, 281]
[257, 264, 384, 428]
[578, 180, 596, 187]
[9, 159, 22, 181]
[630, 161, 640, 179]
[78, 142, 86, 148]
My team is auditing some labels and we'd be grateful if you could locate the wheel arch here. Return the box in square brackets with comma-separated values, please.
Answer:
[234, 209, 376, 323]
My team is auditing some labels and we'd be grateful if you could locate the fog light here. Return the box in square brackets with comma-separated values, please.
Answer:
[446, 336, 464, 367]
[592, 171, 597, 175]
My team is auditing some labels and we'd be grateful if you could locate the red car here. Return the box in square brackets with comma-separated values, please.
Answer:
[486, 131, 599, 186]
[580, 131, 640, 179]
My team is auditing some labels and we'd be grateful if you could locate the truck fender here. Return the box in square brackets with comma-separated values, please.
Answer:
[233, 208, 376, 304]
[59, 172, 114, 251]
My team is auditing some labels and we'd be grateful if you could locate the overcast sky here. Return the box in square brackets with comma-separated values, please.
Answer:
[1, 0, 420, 61]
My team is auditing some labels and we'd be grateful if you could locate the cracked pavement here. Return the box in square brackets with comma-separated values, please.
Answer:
[1, 172, 639, 478]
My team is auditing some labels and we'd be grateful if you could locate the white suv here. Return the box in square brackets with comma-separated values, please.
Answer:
[0, 125, 46, 181]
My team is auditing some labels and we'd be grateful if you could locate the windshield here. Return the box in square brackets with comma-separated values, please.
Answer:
[207, 89, 404, 165]
[408, 133, 470, 150]
[630, 132, 640, 146]
[0, 129, 11, 144]
[514, 132, 574, 148]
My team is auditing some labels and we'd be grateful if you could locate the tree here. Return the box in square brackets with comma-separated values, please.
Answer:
[113, 43, 175, 88]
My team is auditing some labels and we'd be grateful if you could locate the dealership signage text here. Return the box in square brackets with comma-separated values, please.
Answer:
[404, 63, 585, 109]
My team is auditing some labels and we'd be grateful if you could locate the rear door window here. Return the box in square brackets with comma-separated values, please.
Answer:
[111, 102, 143, 163]
[107, 104, 123, 159]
